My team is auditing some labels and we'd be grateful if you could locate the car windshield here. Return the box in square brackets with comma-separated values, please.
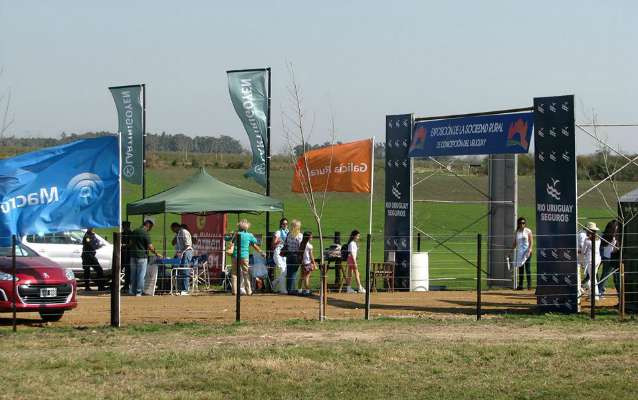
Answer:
[0, 244, 38, 257]
[68, 231, 85, 243]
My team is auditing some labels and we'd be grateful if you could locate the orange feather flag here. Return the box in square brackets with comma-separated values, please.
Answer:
[292, 139, 373, 193]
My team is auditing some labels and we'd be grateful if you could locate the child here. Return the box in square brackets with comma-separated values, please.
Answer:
[299, 231, 316, 296]
[345, 230, 366, 294]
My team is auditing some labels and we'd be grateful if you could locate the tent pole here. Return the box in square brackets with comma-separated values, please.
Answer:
[163, 213, 167, 257]
[265, 68, 272, 286]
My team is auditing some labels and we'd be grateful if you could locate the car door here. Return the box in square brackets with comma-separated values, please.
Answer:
[94, 233, 113, 271]
[42, 233, 82, 270]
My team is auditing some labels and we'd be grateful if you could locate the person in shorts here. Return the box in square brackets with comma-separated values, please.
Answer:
[225, 219, 265, 296]
[299, 231, 316, 296]
[344, 230, 365, 294]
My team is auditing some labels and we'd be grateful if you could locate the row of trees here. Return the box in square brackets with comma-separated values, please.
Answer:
[509, 152, 637, 180]
[0, 131, 246, 155]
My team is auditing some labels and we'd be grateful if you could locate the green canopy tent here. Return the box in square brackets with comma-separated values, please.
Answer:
[126, 168, 283, 259]
[127, 168, 283, 216]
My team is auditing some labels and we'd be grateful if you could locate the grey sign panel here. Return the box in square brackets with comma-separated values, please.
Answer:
[487, 154, 517, 288]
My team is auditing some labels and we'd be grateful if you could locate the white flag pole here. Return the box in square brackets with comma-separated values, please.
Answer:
[368, 137, 375, 235]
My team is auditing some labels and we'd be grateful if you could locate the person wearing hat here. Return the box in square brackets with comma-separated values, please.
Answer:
[81, 227, 105, 291]
[128, 219, 161, 296]
[581, 221, 602, 298]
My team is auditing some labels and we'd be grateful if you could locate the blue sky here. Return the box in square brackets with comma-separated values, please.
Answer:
[0, 1, 636, 153]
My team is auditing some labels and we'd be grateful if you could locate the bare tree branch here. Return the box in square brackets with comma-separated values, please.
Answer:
[0, 68, 15, 139]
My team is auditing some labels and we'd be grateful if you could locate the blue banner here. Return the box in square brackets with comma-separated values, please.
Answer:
[409, 112, 534, 157]
[0, 136, 120, 245]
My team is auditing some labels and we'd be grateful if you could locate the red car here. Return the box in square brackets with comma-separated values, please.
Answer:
[0, 243, 77, 322]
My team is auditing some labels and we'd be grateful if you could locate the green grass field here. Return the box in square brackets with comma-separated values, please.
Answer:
[1, 316, 637, 399]
[112, 165, 630, 291]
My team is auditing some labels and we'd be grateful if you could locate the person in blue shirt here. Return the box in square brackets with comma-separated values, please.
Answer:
[225, 219, 265, 295]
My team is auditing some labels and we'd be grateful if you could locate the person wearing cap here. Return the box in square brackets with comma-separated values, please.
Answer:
[128, 219, 161, 296]
[81, 227, 105, 291]
[581, 221, 602, 298]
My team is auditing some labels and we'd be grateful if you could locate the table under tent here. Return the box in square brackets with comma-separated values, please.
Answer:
[126, 168, 283, 293]
[619, 188, 638, 313]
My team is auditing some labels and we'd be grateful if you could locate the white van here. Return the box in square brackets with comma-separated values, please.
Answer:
[21, 230, 113, 276]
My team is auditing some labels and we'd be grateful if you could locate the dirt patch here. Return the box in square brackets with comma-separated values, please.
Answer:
[0, 289, 620, 329]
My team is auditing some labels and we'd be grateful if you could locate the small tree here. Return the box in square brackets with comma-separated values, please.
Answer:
[281, 63, 336, 266]
[0, 67, 15, 140]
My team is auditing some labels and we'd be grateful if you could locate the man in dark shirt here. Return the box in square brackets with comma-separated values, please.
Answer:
[82, 228, 104, 291]
[128, 219, 161, 296]
[121, 221, 132, 294]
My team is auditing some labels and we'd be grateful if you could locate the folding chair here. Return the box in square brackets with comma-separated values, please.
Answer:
[192, 255, 210, 291]
[250, 253, 271, 292]
[371, 262, 395, 292]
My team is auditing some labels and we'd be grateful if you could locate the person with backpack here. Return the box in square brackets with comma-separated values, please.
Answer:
[344, 229, 365, 294]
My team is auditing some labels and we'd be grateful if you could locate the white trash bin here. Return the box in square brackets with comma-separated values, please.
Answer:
[410, 252, 429, 292]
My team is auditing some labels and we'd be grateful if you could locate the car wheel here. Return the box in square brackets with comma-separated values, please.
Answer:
[39, 311, 64, 322]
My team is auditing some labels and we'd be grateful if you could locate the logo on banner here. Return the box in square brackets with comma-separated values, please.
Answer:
[197, 215, 207, 230]
[546, 178, 561, 201]
[392, 181, 402, 200]
[506, 119, 529, 149]
[410, 126, 427, 151]
[67, 173, 104, 207]
[123, 165, 135, 178]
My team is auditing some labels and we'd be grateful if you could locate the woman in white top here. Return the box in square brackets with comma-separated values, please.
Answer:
[283, 219, 303, 295]
[345, 230, 366, 294]
[581, 221, 602, 296]
[511, 217, 533, 290]
[299, 231, 316, 296]
[271, 218, 289, 293]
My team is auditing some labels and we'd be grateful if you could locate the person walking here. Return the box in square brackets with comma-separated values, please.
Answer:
[128, 219, 161, 296]
[577, 226, 589, 286]
[171, 222, 193, 295]
[511, 217, 533, 290]
[271, 218, 289, 293]
[345, 230, 366, 294]
[226, 219, 265, 296]
[581, 221, 602, 298]
[82, 228, 105, 291]
[299, 231, 316, 296]
[283, 219, 303, 295]
[598, 219, 621, 300]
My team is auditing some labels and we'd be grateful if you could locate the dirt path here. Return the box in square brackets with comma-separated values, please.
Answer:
[0, 289, 620, 327]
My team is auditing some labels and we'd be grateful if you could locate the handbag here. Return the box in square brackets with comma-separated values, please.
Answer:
[279, 241, 289, 258]
[225, 233, 236, 255]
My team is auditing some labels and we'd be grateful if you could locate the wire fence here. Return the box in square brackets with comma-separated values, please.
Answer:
[2, 229, 637, 328]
